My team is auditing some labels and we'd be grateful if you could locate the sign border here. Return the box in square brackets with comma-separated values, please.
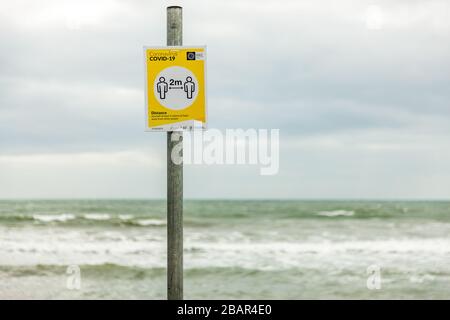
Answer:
[143, 45, 208, 132]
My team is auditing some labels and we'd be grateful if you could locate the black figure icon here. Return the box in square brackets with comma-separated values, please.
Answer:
[184, 76, 195, 99]
[157, 77, 168, 99]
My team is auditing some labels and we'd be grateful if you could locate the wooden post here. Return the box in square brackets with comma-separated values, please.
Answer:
[166, 5, 183, 300]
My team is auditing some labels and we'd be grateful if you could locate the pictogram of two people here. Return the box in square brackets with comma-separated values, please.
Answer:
[157, 76, 195, 100]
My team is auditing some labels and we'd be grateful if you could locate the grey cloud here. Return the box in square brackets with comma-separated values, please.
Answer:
[1, 0, 450, 198]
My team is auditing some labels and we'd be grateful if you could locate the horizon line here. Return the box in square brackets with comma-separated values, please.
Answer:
[0, 197, 449, 202]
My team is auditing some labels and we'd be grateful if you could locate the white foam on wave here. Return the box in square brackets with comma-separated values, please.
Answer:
[33, 214, 75, 223]
[84, 214, 110, 220]
[2, 224, 450, 272]
[136, 219, 166, 226]
[118, 214, 133, 220]
[317, 210, 354, 217]
[184, 238, 450, 256]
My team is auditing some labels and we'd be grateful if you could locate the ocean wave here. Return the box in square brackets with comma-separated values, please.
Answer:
[0, 263, 285, 279]
[317, 210, 355, 217]
[0, 263, 166, 278]
[33, 214, 75, 223]
[0, 212, 169, 227]
[83, 213, 111, 220]
[134, 219, 166, 226]
[3, 233, 450, 272]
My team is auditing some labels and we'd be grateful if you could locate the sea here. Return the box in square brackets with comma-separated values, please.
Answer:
[0, 200, 449, 299]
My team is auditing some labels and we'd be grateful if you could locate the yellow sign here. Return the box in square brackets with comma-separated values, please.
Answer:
[144, 46, 207, 131]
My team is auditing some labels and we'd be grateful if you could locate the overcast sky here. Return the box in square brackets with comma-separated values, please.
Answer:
[1, 0, 450, 199]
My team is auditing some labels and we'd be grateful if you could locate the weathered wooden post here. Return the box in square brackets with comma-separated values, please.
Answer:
[166, 5, 183, 300]
[145, 5, 205, 299]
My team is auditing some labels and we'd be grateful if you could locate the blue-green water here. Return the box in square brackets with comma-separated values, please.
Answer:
[0, 200, 449, 299]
